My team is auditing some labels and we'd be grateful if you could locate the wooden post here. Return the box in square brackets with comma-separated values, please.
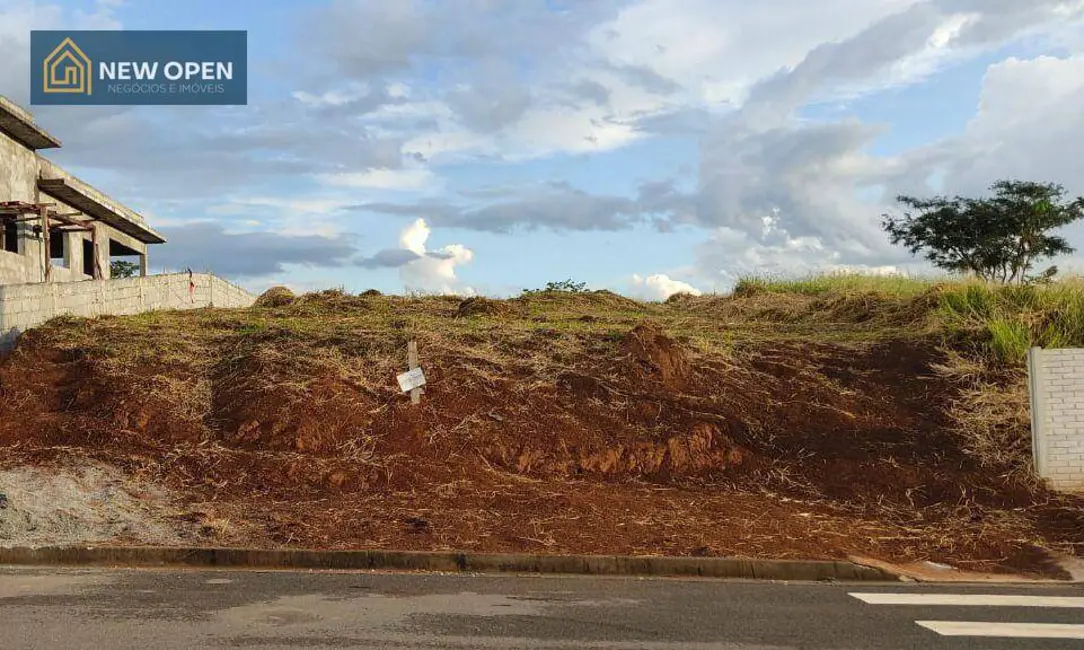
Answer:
[408, 340, 422, 405]
[91, 225, 103, 279]
[40, 205, 51, 282]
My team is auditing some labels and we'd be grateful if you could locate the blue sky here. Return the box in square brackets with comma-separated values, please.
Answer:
[3, 0, 1084, 297]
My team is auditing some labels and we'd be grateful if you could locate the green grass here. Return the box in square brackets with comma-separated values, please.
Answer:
[936, 282, 1084, 362]
[733, 273, 942, 297]
[733, 273, 1084, 363]
[986, 318, 1032, 363]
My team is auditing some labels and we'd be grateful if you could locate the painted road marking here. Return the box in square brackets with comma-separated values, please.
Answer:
[916, 621, 1084, 639]
[849, 593, 1084, 608]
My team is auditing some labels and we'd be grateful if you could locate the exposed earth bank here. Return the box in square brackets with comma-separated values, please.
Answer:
[1, 287, 1081, 577]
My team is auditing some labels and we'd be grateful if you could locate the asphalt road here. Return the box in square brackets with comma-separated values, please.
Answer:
[2, 566, 1083, 649]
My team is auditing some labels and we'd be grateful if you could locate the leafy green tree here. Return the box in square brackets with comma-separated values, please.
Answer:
[883, 180, 1084, 283]
[110, 260, 139, 278]
[522, 279, 588, 295]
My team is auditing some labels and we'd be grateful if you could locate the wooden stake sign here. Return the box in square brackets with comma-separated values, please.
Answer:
[397, 340, 426, 404]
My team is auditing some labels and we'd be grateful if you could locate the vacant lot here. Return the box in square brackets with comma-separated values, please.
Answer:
[1, 278, 1082, 576]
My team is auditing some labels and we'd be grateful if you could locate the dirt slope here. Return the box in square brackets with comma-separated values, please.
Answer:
[0, 290, 1080, 576]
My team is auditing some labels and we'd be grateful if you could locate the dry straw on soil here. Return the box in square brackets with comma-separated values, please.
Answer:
[1, 276, 1082, 576]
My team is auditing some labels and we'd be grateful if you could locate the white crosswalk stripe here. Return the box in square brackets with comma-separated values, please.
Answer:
[849, 592, 1084, 608]
[850, 592, 1084, 640]
[916, 622, 1084, 639]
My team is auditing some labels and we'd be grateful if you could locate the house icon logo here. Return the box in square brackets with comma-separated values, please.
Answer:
[43, 37, 92, 95]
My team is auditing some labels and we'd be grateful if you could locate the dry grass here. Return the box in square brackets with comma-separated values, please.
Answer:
[4, 281, 1082, 574]
[934, 350, 1034, 476]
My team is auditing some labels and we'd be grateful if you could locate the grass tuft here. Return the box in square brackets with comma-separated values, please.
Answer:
[734, 273, 1084, 363]
[733, 273, 940, 298]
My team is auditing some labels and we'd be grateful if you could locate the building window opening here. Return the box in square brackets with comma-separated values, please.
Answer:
[2, 221, 18, 254]
[109, 239, 142, 278]
[83, 239, 96, 277]
[49, 229, 67, 268]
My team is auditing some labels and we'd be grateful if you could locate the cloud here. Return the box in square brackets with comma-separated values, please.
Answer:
[684, 0, 1084, 284]
[393, 219, 475, 294]
[342, 0, 1084, 252]
[938, 54, 1084, 194]
[0, 0, 122, 105]
[357, 248, 421, 269]
[567, 79, 611, 106]
[318, 168, 436, 190]
[698, 119, 892, 251]
[355, 179, 694, 233]
[888, 51, 1084, 268]
[588, 0, 921, 106]
[630, 273, 701, 300]
[307, 0, 621, 81]
[444, 61, 534, 133]
[399, 218, 431, 255]
[39, 102, 411, 203]
[6, 0, 1084, 292]
[693, 226, 916, 289]
[153, 222, 362, 277]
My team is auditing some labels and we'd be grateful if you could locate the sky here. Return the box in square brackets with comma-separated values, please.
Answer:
[2, 0, 1083, 299]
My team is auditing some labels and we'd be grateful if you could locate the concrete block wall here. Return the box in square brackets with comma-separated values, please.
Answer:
[1028, 347, 1084, 492]
[0, 273, 254, 349]
[2, 248, 91, 285]
[0, 249, 36, 284]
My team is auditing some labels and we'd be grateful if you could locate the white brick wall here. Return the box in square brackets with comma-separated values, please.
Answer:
[1028, 347, 1084, 491]
[0, 273, 254, 349]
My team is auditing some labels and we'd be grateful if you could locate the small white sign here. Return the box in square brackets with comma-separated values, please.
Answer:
[397, 367, 427, 392]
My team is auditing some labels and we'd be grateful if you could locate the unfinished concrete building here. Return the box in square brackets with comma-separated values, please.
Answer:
[0, 96, 164, 283]
[0, 96, 253, 349]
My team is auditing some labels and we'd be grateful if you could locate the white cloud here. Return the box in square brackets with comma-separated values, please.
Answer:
[397, 89, 651, 162]
[942, 54, 1084, 194]
[685, 1, 1084, 284]
[630, 273, 702, 300]
[396, 219, 475, 295]
[399, 218, 430, 256]
[291, 83, 371, 107]
[203, 196, 355, 237]
[693, 223, 924, 289]
[589, 0, 920, 106]
[318, 167, 436, 190]
[0, 0, 122, 104]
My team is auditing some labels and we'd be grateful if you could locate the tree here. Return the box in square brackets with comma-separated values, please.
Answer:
[522, 279, 588, 295]
[110, 260, 139, 278]
[882, 180, 1084, 283]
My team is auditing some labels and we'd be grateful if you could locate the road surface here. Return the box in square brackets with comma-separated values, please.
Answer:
[2, 566, 1083, 648]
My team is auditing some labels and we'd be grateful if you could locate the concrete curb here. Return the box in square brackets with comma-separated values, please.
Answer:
[0, 547, 900, 581]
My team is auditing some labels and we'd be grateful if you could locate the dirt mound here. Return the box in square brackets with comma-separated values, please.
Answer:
[0, 294, 1081, 576]
[254, 286, 296, 308]
[286, 289, 370, 314]
[620, 323, 692, 388]
[490, 422, 748, 478]
[517, 289, 646, 312]
[664, 292, 699, 304]
[589, 289, 645, 309]
[456, 297, 514, 318]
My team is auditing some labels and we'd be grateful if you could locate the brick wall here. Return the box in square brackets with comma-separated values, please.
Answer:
[1028, 347, 1084, 492]
[0, 273, 254, 350]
